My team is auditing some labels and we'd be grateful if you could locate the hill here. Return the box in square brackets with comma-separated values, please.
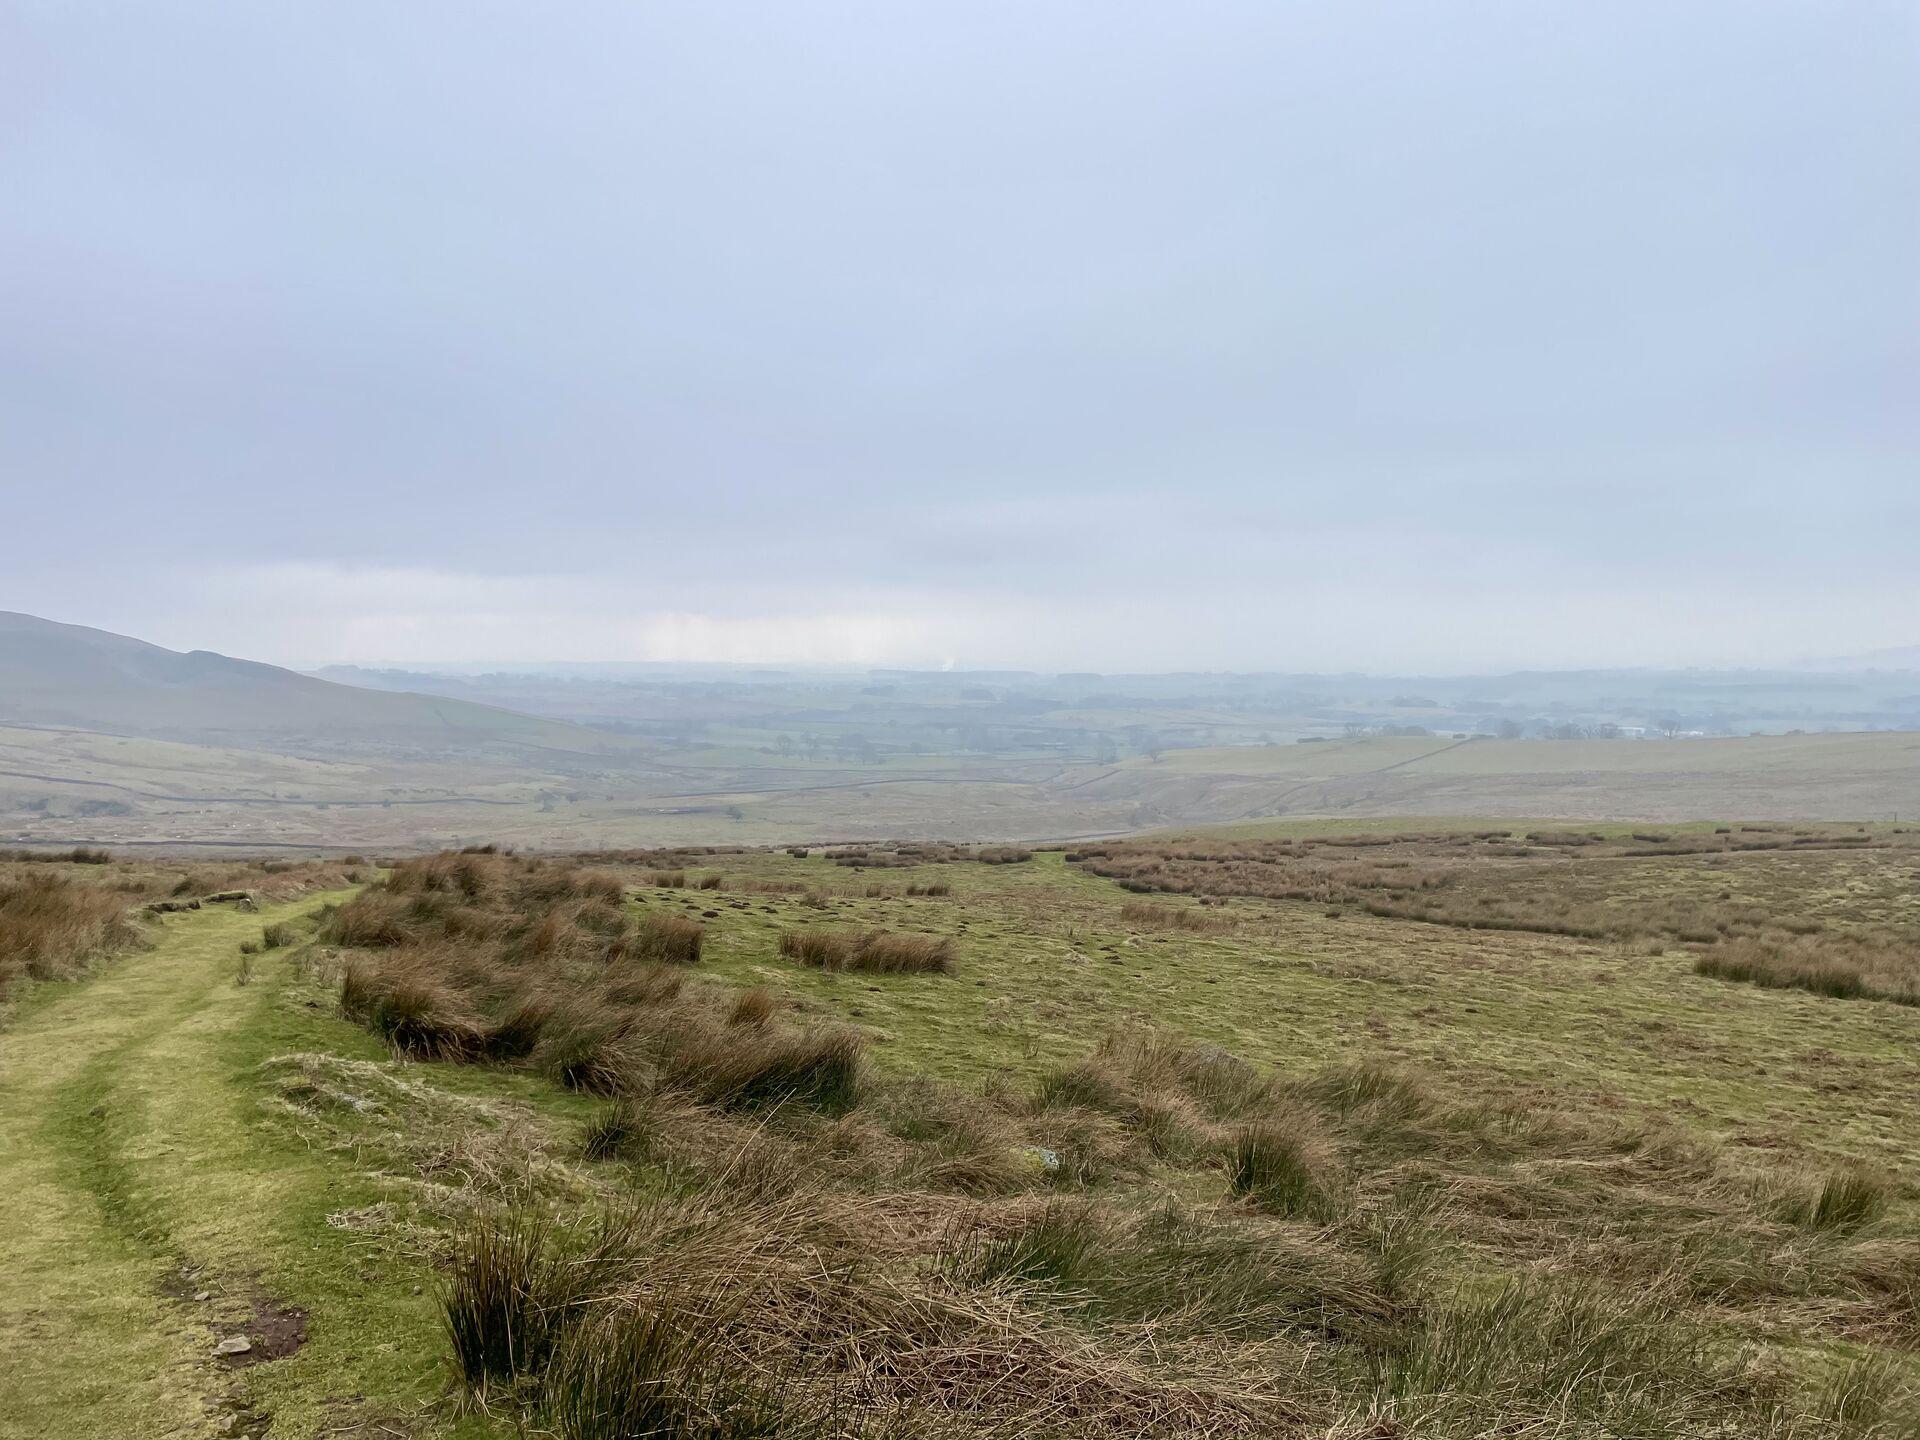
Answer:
[0, 612, 628, 758]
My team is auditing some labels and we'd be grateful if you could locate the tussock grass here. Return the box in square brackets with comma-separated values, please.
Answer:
[778, 929, 850, 969]
[537, 1302, 800, 1440]
[532, 1008, 635, 1095]
[1784, 1168, 1893, 1232]
[443, 1209, 570, 1393]
[1696, 933, 1918, 1006]
[0, 872, 143, 997]
[946, 1199, 1106, 1288]
[581, 1097, 655, 1162]
[258, 919, 299, 949]
[443, 1209, 634, 1397]
[728, 987, 775, 1027]
[1228, 1120, 1336, 1219]
[635, 913, 704, 965]
[778, 928, 956, 975]
[340, 960, 486, 1060]
[656, 1022, 864, 1113]
[1363, 1281, 1727, 1436]
[1120, 900, 1230, 933]
[300, 848, 1920, 1439]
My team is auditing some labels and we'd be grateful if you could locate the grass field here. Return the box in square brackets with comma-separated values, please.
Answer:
[3, 828, 1917, 1436]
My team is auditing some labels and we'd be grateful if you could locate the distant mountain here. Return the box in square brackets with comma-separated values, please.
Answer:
[0, 612, 627, 756]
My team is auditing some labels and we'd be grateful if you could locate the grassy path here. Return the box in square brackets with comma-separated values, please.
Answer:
[0, 894, 495, 1440]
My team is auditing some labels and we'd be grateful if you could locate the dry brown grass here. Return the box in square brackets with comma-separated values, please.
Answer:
[1119, 900, 1230, 934]
[430, 1006, 1920, 1439]
[1696, 932, 1918, 1005]
[779, 928, 957, 975]
[0, 870, 144, 997]
[1073, 828, 1920, 966]
[728, 986, 775, 1027]
[635, 913, 705, 965]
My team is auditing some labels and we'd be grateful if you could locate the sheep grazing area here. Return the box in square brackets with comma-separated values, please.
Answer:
[2, 823, 1918, 1438]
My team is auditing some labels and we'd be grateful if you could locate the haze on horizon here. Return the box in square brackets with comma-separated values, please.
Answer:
[3, 2, 1914, 676]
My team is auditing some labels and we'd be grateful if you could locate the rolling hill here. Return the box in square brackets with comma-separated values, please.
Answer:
[0, 612, 627, 757]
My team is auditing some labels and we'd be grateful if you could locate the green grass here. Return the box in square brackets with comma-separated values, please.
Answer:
[690, 850, 1920, 1174]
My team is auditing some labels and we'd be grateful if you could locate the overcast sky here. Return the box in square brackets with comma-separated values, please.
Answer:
[2, 2, 1914, 673]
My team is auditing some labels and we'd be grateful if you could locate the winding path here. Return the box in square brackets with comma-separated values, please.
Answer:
[0, 889, 448, 1440]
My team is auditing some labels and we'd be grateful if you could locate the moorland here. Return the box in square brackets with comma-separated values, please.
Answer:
[3, 819, 1917, 1437]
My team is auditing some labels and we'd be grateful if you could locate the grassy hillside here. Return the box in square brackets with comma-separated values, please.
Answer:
[0, 612, 632, 756]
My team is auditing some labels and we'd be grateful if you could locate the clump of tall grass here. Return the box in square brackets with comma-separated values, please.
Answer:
[322, 891, 416, 947]
[728, 987, 775, 1027]
[536, 1303, 798, 1440]
[1228, 1119, 1337, 1219]
[657, 1022, 864, 1113]
[778, 927, 955, 975]
[532, 1008, 635, 1095]
[1120, 900, 1229, 933]
[1782, 1167, 1892, 1232]
[635, 913, 704, 965]
[1695, 934, 1917, 1006]
[443, 1209, 634, 1397]
[581, 1097, 655, 1162]
[946, 1200, 1107, 1288]
[0, 872, 142, 997]
[444, 1209, 564, 1393]
[340, 959, 486, 1060]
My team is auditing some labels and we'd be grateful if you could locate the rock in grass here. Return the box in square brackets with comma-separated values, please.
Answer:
[214, 1336, 252, 1356]
[1019, 1144, 1062, 1174]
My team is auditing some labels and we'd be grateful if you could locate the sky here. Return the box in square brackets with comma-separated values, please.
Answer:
[2, 1, 1915, 674]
